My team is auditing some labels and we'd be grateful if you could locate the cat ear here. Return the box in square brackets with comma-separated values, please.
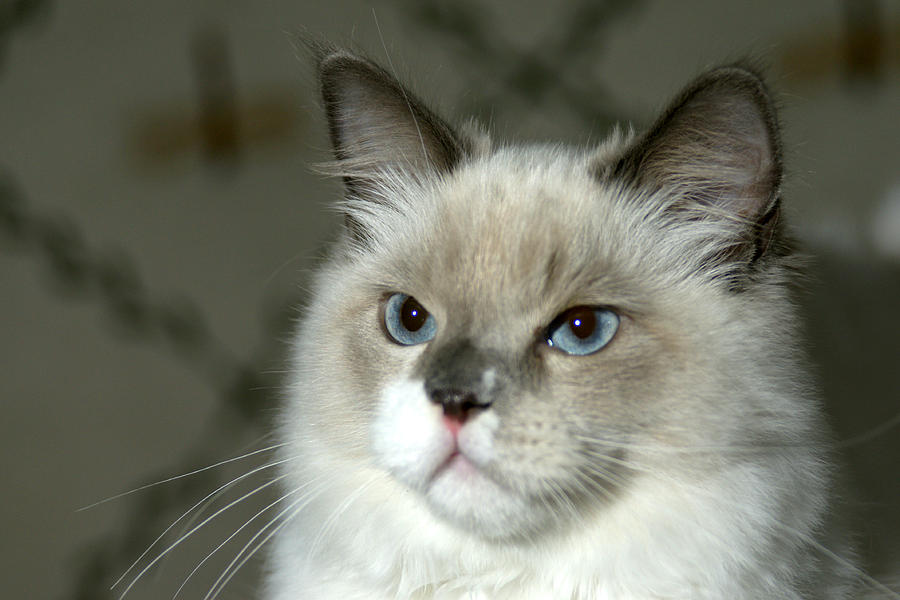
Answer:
[317, 48, 469, 191]
[609, 66, 784, 266]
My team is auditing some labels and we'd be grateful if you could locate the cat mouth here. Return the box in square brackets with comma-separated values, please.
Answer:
[432, 449, 479, 481]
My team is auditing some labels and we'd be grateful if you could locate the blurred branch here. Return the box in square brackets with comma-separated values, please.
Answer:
[403, 0, 642, 131]
[0, 173, 263, 399]
[0, 0, 51, 71]
[841, 0, 885, 84]
[779, 0, 899, 90]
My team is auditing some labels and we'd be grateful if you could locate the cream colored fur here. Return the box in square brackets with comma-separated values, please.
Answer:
[263, 49, 885, 599]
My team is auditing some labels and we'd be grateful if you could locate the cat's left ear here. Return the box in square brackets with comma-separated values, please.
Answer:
[608, 66, 784, 266]
[317, 48, 471, 192]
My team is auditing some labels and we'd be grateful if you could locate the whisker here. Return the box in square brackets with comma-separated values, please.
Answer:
[153, 446, 276, 583]
[569, 471, 613, 509]
[579, 447, 651, 471]
[158, 459, 279, 584]
[572, 433, 810, 456]
[113, 455, 299, 597]
[578, 450, 685, 489]
[205, 503, 304, 600]
[547, 478, 581, 523]
[204, 474, 342, 600]
[78, 442, 286, 512]
[532, 479, 559, 525]
[578, 463, 629, 495]
[172, 482, 313, 599]
[167, 434, 280, 543]
[773, 522, 900, 599]
[836, 411, 900, 448]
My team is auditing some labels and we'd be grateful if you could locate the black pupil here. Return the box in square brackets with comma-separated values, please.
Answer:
[400, 296, 428, 332]
[568, 308, 596, 339]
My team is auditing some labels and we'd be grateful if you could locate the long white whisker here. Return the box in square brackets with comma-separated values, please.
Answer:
[546, 478, 580, 524]
[774, 522, 900, 599]
[576, 470, 617, 505]
[577, 464, 626, 500]
[111, 456, 288, 590]
[168, 434, 280, 545]
[205, 502, 306, 600]
[166, 479, 234, 560]
[114, 457, 297, 598]
[204, 473, 342, 600]
[573, 433, 808, 455]
[155, 466, 264, 584]
[173, 481, 311, 599]
[79, 443, 286, 512]
[837, 410, 900, 448]
[579, 447, 649, 470]
[112, 454, 297, 590]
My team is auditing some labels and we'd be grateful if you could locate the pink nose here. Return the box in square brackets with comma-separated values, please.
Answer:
[442, 414, 464, 438]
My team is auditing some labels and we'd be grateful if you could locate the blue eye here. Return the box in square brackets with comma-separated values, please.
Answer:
[384, 293, 437, 346]
[546, 306, 619, 356]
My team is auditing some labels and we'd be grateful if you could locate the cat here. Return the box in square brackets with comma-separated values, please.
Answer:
[264, 45, 873, 599]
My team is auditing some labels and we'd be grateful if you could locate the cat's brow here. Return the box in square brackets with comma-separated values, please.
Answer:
[541, 249, 563, 296]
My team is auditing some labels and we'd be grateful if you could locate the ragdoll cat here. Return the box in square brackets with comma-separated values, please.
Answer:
[265, 47, 866, 599]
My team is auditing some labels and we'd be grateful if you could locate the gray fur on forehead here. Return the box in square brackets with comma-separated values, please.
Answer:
[338, 141, 755, 298]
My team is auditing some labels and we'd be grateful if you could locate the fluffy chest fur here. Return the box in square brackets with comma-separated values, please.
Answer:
[265, 47, 862, 600]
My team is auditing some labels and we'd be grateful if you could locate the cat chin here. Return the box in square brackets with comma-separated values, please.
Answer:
[424, 456, 558, 541]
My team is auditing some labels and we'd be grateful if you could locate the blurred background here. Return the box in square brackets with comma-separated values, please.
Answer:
[1, 1, 898, 598]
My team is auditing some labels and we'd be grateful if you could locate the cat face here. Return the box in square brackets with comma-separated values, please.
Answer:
[290, 48, 791, 542]
[354, 152, 667, 538]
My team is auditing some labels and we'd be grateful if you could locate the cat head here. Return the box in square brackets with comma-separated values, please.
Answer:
[293, 47, 802, 541]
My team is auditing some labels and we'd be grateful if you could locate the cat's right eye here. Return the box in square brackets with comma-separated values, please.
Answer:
[383, 293, 437, 346]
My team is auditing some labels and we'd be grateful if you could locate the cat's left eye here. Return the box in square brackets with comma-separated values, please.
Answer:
[545, 306, 619, 356]
[383, 293, 437, 346]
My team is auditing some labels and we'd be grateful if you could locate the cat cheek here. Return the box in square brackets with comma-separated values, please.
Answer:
[369, 378, 454, 487]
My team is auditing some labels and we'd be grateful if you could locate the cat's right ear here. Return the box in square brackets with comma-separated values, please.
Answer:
[316, 47, 470, 196]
